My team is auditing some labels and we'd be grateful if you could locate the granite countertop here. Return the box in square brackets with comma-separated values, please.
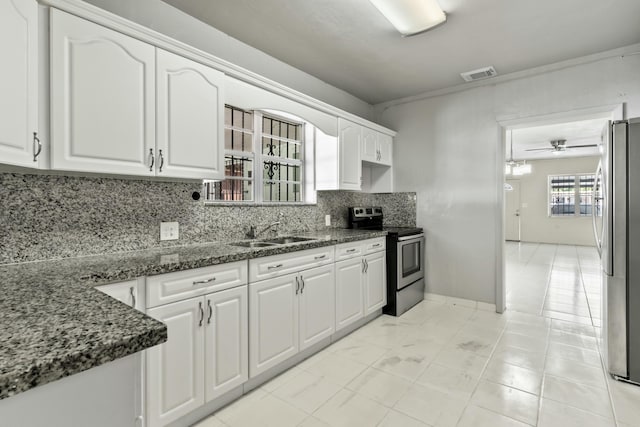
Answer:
[0, 228, 386, 400]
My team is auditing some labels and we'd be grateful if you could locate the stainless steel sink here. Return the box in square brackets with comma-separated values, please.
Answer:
[261, 236, 316, 244]
[230, 241, 279, 248]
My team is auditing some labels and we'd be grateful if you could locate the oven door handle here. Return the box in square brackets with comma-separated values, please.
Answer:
[397, 233, 425, 242]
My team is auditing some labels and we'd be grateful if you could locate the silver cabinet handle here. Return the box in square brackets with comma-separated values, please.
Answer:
[346, 248, 357, 253]
[158, 149, 164, 172]
[148, 148, 155, 172]
[32, 132, 42, 162]
[295, 276, 300, 295]
[300, 276, 305, 293]
[268, 264, 283, 270]
[207, 299, 213, 324]
[193, 277, 216, 285]
[198, 301, 204, 327]
[315, 254, 326, 260]
[129, 286, 136, 308]
[362, 259, 366, 273]
[372, 243, 382, 248]
[364, 259, 369, 273]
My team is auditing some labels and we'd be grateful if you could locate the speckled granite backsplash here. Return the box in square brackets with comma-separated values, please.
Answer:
[0, 173, 416, 264]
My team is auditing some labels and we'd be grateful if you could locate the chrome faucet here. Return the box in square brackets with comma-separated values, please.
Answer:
[246, 221, 281, 239]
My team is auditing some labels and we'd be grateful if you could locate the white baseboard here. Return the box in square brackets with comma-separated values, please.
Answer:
[424, 292, 497, 312]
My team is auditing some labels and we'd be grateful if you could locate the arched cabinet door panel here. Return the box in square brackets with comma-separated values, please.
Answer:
[156, 49, 225, 180]
[0, 0, 39, 168]
[50, 9, 155, 175]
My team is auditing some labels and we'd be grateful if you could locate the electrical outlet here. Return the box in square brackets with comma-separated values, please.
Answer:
[325, 214, 331, 226]
[160, 222, 179, 241]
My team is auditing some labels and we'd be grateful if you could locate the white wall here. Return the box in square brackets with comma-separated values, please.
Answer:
[81, 0, 374, 121]
[376, 51, 640, 305]
[515, 156, 599, 246]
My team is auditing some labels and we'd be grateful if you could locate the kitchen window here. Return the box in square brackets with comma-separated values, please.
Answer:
[204, 105, 305, 203]
[548, 174, 595, 217]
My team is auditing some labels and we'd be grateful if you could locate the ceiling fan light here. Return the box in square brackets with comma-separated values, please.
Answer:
[369, 0, 447, 36]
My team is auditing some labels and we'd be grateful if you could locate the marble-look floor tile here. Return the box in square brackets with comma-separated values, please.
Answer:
[376, 409, 430, 427]
[372, 349, 433, 381]
[272, 370, 342, 414]
[456, 405, 532, 427]
[302, 353, 368, 386]
[538, 398, 615, 427]
[432, 346, 490, 378]
[327, 336, 389, 366]
[313, 389, 389, 427]
[470, 380, 539, 426]
[541, 374, 613, 419]
[216, 390, 308, 427]
[296, 416, 330, 427]
[482, 359, 543, 395]
[393, 383, 467, 427]
[607, 377, 640, 426]
[415, 363, 480, 400]
[193, 415, 227, 427]
[491, 345, 546, 372]
[345, 367, 413, 407]
[544, 357, 607, 389]
[545, 342, 602, 367]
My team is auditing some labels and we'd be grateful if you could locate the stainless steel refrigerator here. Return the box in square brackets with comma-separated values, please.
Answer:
[594, 117, 640, 384]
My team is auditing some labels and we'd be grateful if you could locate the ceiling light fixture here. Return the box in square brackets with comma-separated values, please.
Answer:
[505, 131, 532, 176]
[369, 0, 447, 37]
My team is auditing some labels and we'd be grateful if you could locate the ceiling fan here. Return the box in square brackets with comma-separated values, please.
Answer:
[524, 139, 598, 153]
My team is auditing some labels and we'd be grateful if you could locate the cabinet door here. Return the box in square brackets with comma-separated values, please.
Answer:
[377, 133, 393, 166]
[146, 298, 205, 427]
[249, 274, 298, 377]
[361, 127, 378, 163]
[50, 9, 155, 175]
[156, 49, 225, 180]
[205, 286, 248, 402]
[299, 264, 335, 351]
[364, 251, 387, 316]
[338, 118, 361, 190]
[0, 0, 39, 167]
[335, 257, 364, 331]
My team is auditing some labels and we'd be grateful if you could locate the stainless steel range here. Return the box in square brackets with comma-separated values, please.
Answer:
[348, 207, 425, 316]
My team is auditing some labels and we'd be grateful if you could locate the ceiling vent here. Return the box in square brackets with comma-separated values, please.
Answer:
[460, 66, 497, 82]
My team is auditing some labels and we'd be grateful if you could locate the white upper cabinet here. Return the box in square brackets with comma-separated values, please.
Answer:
[338, 118, 362, 190]
[0, 0, 40, 168]
[377, 133, 392, 166]
[50, 9, 156, 176]
[156, 49, 224, 180]
[361, 126, 378, 163]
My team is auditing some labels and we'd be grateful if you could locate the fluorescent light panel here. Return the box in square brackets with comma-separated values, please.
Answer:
[369, 0, 447, 36]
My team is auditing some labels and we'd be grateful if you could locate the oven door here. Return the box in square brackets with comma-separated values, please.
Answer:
[397, 233, 425, 290]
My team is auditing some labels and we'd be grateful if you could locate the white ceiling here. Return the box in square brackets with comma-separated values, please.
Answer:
[509, 118, 606, 161]
[161, 0, 640, 104]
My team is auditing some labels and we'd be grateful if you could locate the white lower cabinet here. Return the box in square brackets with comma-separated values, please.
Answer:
[249, 264, 335, 377]
[205, 286, 249, 402]
[146, 298, 205, 427]
[364, 250, 387, 315]
[335, 257, 365, 331]
[146, 285, 248, 427]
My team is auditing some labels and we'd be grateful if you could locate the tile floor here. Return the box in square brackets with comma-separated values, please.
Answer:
[195, 243, 640, 427]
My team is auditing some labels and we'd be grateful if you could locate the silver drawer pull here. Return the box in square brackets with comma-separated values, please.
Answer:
[193, 277, 216, 285]
[372, 243, 382, 247]
[315, 255, 326, 260]
[268, 264, 283, 270]
[346, 249, 357, 253]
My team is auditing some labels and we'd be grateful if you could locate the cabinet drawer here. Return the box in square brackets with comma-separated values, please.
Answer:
[147, 261, 248, 308]
[335, 241, 363, 261]
[363, 238, 386, 254]
[249, 246, 334, 282]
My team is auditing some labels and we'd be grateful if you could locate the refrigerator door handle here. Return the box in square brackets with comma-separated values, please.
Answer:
[592, 160, 603, 256]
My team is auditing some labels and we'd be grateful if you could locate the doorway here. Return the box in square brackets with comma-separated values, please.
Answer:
[495, 104, 623, 313]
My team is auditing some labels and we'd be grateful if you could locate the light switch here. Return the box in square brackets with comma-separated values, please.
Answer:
[325, 215, 331, 226]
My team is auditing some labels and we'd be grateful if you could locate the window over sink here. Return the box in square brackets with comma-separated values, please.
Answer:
[204, 105, 313, 204]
